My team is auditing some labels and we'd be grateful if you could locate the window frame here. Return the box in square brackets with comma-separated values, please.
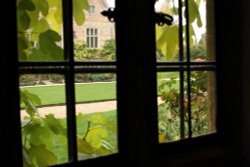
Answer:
[1, 0, 244, 166]
[86, 28, 98, 48]
[89, 5, 95, 14]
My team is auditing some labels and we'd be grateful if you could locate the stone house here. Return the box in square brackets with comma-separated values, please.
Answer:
[73, 0, 115, 48]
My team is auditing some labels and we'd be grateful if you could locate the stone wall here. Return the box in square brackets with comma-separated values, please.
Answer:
[73, 0, 115, 48]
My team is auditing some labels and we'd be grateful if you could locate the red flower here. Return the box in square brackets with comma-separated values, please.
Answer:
[195, 58, 205, 62]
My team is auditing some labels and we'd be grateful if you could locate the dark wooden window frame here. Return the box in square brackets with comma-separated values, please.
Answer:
[1, 0, 245, 166]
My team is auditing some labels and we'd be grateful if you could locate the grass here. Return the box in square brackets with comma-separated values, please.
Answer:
[20, 82, 116, 106]
[20, 72, 180, 107]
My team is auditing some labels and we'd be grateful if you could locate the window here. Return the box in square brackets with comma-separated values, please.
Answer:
[86, 28, 98, 48]
[156, 0, 216, 143]
[16, 0, 117, 166]
[3, 0, 247, 166]
[89, 5, 95, 14]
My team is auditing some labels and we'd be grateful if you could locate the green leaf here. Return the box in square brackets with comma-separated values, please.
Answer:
[86, 125, 108, 149]
[46, 9, 62, 33]
[31, 0, 49, 16]
[23, 90, 42, 105]
[89, 115, 107, 125]
[22, 148, 33, 166]
[73, 0, 89, 26]
[22, 123, 51, 145]
[29, 144, 57, 166]
[17, 10, 31, 31]
[48, 0, 61, 7]
[45, 0, 63, 31]
[186, 0, 203, 27]
[95, 146, 112, 156]
[20, 90, 41, 117]
[156, 25, 179, 60]
[28, 10, 50, 33]
[29, 30, 64, 61]
[18, 34, 29, 60]
[33, 18, 50, 33]
[44, 114, 66, 136]
[77, 138, 94, 154]
[18, 0, 35, 11]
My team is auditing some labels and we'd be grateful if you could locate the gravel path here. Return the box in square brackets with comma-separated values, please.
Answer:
[21, 98, 163, 119]
[21, 100, 117, 119]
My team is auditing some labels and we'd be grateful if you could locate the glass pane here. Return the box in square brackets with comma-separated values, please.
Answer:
[73, 0, 116, 61]
[16, 0, 64, 62]
[155, 0, 180, 62]
[190, 71, 216, 137]
[20, 74, 68, 166]
[188, 0, 215, 62]
[157, 72, 183, 143]
[74, 73, 118, 160]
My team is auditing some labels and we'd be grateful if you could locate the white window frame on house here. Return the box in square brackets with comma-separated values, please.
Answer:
[86, 28, 98, 48]
[89, 5, 95, 14]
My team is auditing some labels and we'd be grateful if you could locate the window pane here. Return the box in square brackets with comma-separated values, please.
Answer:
[157, 72, 183, 143]
[16, 0, 64, 62]
[188, 0, 215, 62]
[73, 0, 116, 60]
[20, 74, 68, 166]
[155, 0, 180, 62]
[74, 73, 118, 160]
[190, 71, 216, 137]
[89, 5, 95, 14]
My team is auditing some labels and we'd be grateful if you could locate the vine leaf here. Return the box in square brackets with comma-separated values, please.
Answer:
[156, 24, 178, 60]
[28, 144, 57, 166]
[185, 0, 203, 27]
[29, 30, 64, 61]
[73, 0, 90, 26]
[21, 90, 41, 117]
[86, 125, 108, 149]
[77, 138, 94, 154]
[22, 123, 51, 145]
[44, 114, 67, 136]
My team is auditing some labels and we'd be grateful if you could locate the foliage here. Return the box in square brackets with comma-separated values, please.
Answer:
[156, 0, 205, 61]
[99, 38, 116, 61]
[74, 41, 101, 60]
[74, 39, 116, 61]
[17, 0, 89, 61]
[21, 90, 117, 166]
[189, 44, 206, 60]
[17, 0, 116, 166]
[158, 58, 209, 142]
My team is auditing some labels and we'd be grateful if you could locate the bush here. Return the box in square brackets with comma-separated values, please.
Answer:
[158, 58, 209, 142]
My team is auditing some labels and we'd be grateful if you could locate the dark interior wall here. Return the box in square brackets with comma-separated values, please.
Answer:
[242, 1, 250, 165]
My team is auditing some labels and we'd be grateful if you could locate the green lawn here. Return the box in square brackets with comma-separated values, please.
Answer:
[20, 74, 180, 107]
[20, 82, 116, 106]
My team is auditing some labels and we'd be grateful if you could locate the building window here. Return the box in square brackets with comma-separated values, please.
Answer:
[86, 28, 98, 48]
[89, 5, 95, 14]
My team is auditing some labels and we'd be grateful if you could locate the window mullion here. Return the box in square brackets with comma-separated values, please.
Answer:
[62, 0, 78, 163]
[178, 0, 185, 139]
[116, 0, 158, 164]
[184, 0, 193, 138]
